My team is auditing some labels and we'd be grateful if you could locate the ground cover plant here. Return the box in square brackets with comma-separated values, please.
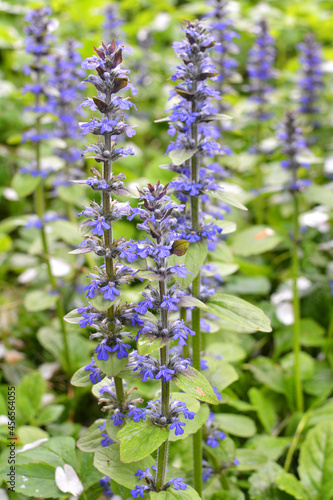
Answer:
[0, 0, 333, 499]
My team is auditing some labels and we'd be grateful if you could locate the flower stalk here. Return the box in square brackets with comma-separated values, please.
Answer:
[24, 8, 71, 375]
[279, 111, 310, 412]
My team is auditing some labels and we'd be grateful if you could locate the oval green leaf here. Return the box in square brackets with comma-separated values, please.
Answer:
[173, 366, 219, 405]
[206, 293, 272, 333]
[94, 445, 154, 488]
[95, 353, 128, 377]
[117, 419, 169, 463]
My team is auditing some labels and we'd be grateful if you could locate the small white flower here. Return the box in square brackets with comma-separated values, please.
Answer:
[276, 302, 294, 325]
[55, 464, 84, 497]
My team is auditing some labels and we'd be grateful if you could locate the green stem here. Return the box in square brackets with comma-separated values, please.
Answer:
[190, 82, 202, 497]
[103, 113, 126, 407]
[192, 428, 202, 495]
[255, 117, 264, 225]
[220, 472, 229, 490]
[156, 279, 170, 492]
[292, 192, 303, 413]
[114, 376, 125, 405]
[284, 411, 310, 472]
[156, 440, 169, 492]
[34, 77, 71, 375]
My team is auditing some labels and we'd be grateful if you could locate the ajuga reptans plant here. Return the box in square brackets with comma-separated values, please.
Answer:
[278, 110, 310, 416]
[23, 7, 71, 375]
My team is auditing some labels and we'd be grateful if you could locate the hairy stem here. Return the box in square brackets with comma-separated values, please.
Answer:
[34, 73, 71, 375]
[103, 110, 125, 406]
[156, 278, 170, 492]
[292, 192, 303, 413]
[190, 83, 203, 497]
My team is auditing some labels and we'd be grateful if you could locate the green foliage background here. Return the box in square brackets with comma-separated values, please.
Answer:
[0, 0, 333, 499]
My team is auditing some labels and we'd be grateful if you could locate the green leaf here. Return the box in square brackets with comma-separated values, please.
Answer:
[170, 239, 208, 289]
[169, 148, 197, 166]
[248, 388, 277, 434]
[170, 393, 200, 413]
[178, 295, 208, 310]
[117, 419, 169, 463]
[71, 366, 92, 387]
[214, 220, 237, 235]
[95, 353, 128, 377]
[307, 400, 333, 429]
[248, 357, 288, 396]
[0, 232, 12, 252]
[173, 366, 219, 405]
[276, 472, 309, 500]
[303, 363, 333, 398]
[57, 184, 86, 205]
[17, 426, 49, 445]
[206, 293, 272, 333]
[213, 262, 239, 277]
[246, 435, 291, 461]
[36, 405, 64, 426]
[225, 276, 271, 296]
[77, 419, 107, 452]
[24, 290, 58, 312]
[37, 327, 93, 372]
[206, 359, 239, 392]
[249, 461, 284, 499]
[204, 435, 236, 463]
[299, 421, 333, 500]
[16, 436, 76, 468]
[16, 371, 46, 424]
[213, 414, 256, 438]
[94, 445, 154, 488]
[138, 333, 169, 356]
[50, 219, 81, 246]
[169, 404, 209, 442]
[16, 462, 63, 498]
[15, 436, 77, 498]
[208, 491, 245, 500]
[207, 189, 247, 211]
[232, 226, 283, 256]
[149, 486, 201, 500]
[303, 185, 333, 209]
[11, 172, 41, 198]
[235, 449, 268, 471]
[205, 342, 246, 363]
[64, 309, 82, 324]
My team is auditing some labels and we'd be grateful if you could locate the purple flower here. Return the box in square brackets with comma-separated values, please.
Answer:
[111, 339, 131, 359]
[95, 339, 113, 361]
[169, 420, 186, 436]
[84, 280, 100, 298]
[128, 406, 146, 422]
[169, 264, 192, 279]
[130, 485, 147, 498]
[169, 477, 187, 490]
[84, 358, 102, 384]
[136, 297, 155, 314]
[100, 433, 113, 447]
[213, 386, 222, 400]
[110, 409, 125, 426]
[160, 295, 180, 311]
[89, 216, 111, 236]
[100, 282, 120, 301]
[155, 365, 175, 383]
